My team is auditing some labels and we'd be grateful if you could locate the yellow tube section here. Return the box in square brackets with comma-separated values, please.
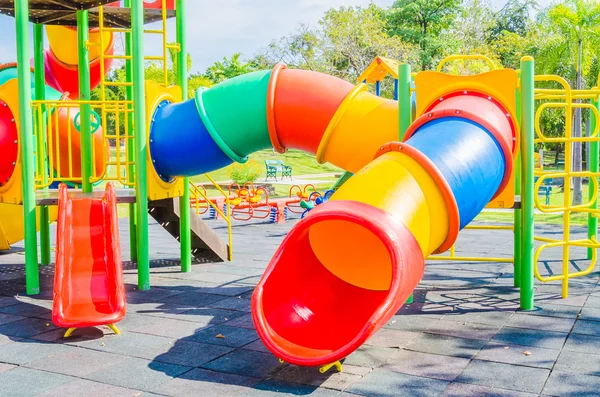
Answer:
[46, 26, 112, 65]
[308, 146, 451, 291]
[316, 85, 399, 173]
[0, 203, 58, 251]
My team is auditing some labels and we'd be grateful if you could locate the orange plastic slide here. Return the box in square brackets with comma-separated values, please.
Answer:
[52, 183, 126, 335]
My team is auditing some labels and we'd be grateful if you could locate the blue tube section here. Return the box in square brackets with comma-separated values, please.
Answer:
[149, 98, 233, 180]
[406, 117, 505, 228]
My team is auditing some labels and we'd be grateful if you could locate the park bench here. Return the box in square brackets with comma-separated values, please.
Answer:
[265, 160, 293, 181]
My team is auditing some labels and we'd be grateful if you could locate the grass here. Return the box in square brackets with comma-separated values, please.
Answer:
[191, 149, 341, 184]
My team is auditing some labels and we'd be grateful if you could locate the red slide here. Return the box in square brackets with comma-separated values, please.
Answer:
[52, 183, 126, 335]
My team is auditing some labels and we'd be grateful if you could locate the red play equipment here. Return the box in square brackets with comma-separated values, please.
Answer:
[52, 183, 125, 337]
[253, 200, 423, 367]
[190, 183, 318, 224]
[0, 98, 18, 187]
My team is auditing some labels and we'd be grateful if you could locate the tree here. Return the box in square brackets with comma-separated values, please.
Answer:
[442, 0, 500, 74]
[144, 44, 213, 97]
[204, 53, 258, 84]
[254, 24, 326, 72]
[542, 0, 600, 204]
[319, 5, 418, 81]
[489, 0, 538, 41]
[257, 5, 418, 84]
[386, 0, 462, 70]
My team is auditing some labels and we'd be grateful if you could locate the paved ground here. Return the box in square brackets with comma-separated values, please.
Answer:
[0, 212, 599, 397]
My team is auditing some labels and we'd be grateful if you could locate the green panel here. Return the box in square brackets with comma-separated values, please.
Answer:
[202, 70, 272, 159]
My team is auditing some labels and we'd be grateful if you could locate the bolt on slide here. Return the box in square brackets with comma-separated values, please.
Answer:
[147, 63, 518, 366]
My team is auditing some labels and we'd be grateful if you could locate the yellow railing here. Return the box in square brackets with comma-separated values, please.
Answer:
[98, 0, 176, 90]
[427, 225, 515, 263]
[533, 75, 600, 297]
[437, 54, 497, 73]
[189, 176, 233, 260]
[31, 100, 135, 189]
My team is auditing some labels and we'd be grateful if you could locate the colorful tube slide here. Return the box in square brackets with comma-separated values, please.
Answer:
[148, 64, 517, 366]
[0, 26, 112, 251]
[53, 183, 126, 330]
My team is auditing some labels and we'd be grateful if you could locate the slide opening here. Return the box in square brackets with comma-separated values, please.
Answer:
[261, 216, 390, 356]
[254, 200, 425, 365]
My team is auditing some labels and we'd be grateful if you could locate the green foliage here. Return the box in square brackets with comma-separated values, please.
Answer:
[386, 0, 462, 70]
[489, 0, 538, 40]
[204, 53, 259, 84]
[227, 160, 262, 185]
[255, 5, 418, 83]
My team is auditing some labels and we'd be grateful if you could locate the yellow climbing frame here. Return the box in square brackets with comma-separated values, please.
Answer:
[533, 74, 600, 297]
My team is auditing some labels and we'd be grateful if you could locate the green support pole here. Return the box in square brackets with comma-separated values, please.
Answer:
[588, 95, 599, 259]
[132, 0, 151, 290]
[15, 0, 40, 294]
[520, 57, 535, 310]
[77, 11, 93, 193]
[399, 63, 413, 303]
[514, 153, 522, 288]
[124, 0, 137, 262]
[176, 0, 191, 272]
[331, 171, 353, 191]
[514, 83, 522, 288]
[398, 63, 412, 141]
[33, 24, 51, 266]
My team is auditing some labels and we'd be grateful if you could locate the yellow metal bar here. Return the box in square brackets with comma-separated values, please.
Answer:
[427, 255, 514, 263]
[465, 225, 514, 230]
[437, 54, 496, 72]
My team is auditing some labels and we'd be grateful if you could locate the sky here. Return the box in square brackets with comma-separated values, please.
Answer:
[0, 0, 552, 73]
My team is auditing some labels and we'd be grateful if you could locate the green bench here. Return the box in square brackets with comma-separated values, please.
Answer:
[265, 160, 292, 181]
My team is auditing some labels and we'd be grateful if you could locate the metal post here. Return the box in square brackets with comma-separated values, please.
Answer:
[398, 64, 411, 141]
[393, 79, 399, 101]
[33, 24, 51, 266]
[15, 0, 40, 294]
[588, 95, 599, 259]
[399, 63, 413, 303]
[132, 0, 151, 289]
[514, 83, 522, 288]
[375, 81, 381, 97]
[77, 11, 93, 193]
[124, 0, 137, 262]
[176, 0, 191, 272]
[520, 57, 535, 310]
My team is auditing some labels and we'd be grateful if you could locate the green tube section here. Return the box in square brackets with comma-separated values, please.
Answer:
[201, 70, 273, 159]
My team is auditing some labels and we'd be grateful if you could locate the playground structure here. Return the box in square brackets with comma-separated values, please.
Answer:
[190, 183, 318, 224]
[1, 0, 600, 373]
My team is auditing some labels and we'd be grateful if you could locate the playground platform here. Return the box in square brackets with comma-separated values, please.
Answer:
[0, 217, 599, 397]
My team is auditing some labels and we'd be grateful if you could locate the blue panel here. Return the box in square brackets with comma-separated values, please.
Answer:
[149, 98, 233, 180]
[407, 117, 505, 229]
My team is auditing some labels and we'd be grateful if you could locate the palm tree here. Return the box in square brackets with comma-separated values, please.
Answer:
[547, 0, 600, 204]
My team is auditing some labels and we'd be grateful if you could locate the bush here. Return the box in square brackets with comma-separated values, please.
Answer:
[228, 160, 262, 185]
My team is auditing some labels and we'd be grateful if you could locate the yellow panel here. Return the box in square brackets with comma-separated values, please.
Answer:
[0, 203, 58, 251]
[357, 56, 400, 84]
[0, 80, 23, 205]
[414, 69, 518, 139]
[414, 69, 519, 208]
[145, 81, 184, 201]
[487, 169, 515, 209]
